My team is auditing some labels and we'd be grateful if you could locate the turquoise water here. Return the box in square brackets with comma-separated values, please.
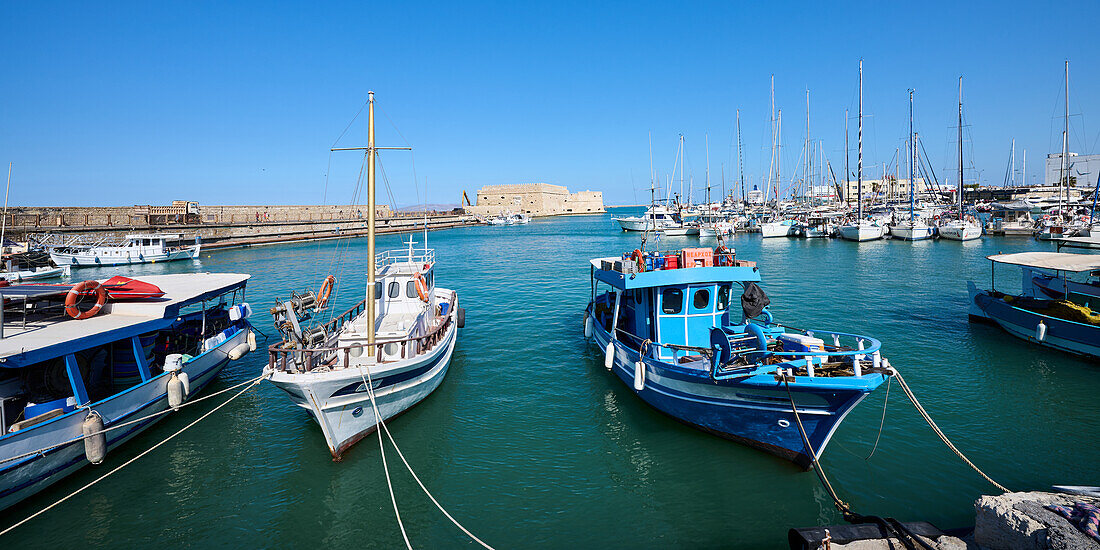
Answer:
[5, 212, 1098, 548]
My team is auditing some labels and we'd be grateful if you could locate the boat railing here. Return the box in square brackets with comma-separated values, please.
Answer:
[268, 293, 454, 374]
[375, 248, 435, 270]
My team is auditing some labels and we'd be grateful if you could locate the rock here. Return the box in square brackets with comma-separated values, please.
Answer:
[831, 535, 973, 549]
[974, 491, 1100, 550]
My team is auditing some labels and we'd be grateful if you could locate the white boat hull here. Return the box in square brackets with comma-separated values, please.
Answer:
[837, 224, 885, 242]
[760, 222, 792, 238]
[888, 225, 935, 241]
[267, 308, 459, 458]
[50, 245, 201, 267]
[939, 222, 982, 241]
[0, 266, 70, 282]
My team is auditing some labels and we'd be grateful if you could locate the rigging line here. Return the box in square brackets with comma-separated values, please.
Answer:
[331, 98, 371, 148]
[357, 365, 413, 550]
[0, 373, 268, 467]
[324, 151, 369, 326]
[864, 375, 890, 460]
[0, 377, 264, 537]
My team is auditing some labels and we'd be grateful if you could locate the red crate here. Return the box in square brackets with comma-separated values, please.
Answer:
[664, 254, 679, 269]
[681, 248, 714, 268]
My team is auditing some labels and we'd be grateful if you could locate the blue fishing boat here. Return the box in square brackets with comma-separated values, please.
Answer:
[968, 252, 1100, 358]
[0, 273, 255, 510]
[584, 247, 889, 468]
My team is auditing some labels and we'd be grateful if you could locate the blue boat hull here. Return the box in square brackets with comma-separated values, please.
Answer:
[590, 319, 880, 469]
[968, 281, 1100, 359]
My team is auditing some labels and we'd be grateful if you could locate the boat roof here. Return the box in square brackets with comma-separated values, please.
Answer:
[125, 233, 182, 240]
[590, 257, 760, 290]
[0, 273, 249, 369]
[987, 252, 1100, 272]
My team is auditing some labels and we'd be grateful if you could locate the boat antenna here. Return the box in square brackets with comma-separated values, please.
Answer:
[331, 92, 411, 345]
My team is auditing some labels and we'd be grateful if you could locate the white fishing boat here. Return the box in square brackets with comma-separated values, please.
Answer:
[265, 92, 465, 459]
[0, 265, 70, 282]
[46, 234, 201, 267]
[0, 273, 255, 510]
[509, 213, 530, 225]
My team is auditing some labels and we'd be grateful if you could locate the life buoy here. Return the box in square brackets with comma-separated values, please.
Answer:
[317, 275, 336, 308]
[65, 280, 108, 320]
[631, 249, 645, 273]
[413, 272, 430, 302]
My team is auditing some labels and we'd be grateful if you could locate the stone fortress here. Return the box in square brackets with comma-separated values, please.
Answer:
[468, 183, 604, 217]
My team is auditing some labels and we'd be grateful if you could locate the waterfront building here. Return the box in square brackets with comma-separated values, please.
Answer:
[468, 183, 605, 217]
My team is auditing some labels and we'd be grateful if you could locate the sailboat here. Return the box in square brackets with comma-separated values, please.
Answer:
[889, 90, 935, 241]
[761, 83, 793, 238]
[839, 60, 887, 242]
[264, 92, 465, 458]
[939, 76, 983, 241]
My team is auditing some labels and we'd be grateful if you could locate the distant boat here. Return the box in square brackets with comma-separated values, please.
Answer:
[0, 265, 69, 282]
[46, 234, 201, 267]
[839, 60, 886, 243]
[889, 90, 935, 241]
[939, 77, 981, 242]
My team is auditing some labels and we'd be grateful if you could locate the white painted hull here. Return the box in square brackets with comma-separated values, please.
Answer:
[50, 245, 200, 267]
[0, 266, 70, 282]
[0, 327, 247, 510]
[837, 224, 885, 242]
[267, 312, 459, 458]
[661, 227, 699, 236]
[939, 223, 982, 241]
[888, 225, 935, 241]
[760, 222, 792, 238]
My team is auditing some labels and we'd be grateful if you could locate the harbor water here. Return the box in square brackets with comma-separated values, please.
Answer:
[6, 209, 1098, 547]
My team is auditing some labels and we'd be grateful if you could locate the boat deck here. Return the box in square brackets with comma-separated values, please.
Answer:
[0, 273, 249, 367]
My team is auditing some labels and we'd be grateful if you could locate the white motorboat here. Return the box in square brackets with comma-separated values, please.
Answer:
[938, 219, 982, 241]
[266, 92, 464, 459]
[616, 205, 680, 232]
[47, 234, 200, 267]
[760, 220, 794, 238]
[0, 265, 71, 282]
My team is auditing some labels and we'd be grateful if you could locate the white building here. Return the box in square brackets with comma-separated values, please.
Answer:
[1045, 152, 1099, 190]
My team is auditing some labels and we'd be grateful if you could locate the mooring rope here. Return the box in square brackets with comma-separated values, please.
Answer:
[357, 365, 412, 550]
[0, 373, 268, 467]
[888, 368, 1010, 493]
[864, 375, 890, 460]
[356, 365, 494, 549]
[0, 375, 264, 537]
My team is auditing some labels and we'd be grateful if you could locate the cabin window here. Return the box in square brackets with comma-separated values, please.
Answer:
[388, 282, 400, 298]
[406, 281, 417, 298]
[374, 282, 382, 299]
[661, 288, 683, 314]
[716, 285, 730, 311]
[693, 289, 711, 310]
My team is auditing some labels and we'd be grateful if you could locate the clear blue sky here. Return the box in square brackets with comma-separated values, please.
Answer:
[2, 1, 1098, 207]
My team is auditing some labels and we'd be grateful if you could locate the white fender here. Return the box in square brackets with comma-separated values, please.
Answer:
[633, 361, 645, 391]
[604, 342, 615, 370]
[228, 342, 251, 360]
[583, 313, 593, 338]
[1036, 320, 1047, 342]
[179, 372, 190, 397]
[167, 373, 186, 410]
[82, 411, 106, 464]
[247, 329, 257, 352]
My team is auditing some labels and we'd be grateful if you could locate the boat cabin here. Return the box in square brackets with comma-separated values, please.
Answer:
[589, 250, 761, 364]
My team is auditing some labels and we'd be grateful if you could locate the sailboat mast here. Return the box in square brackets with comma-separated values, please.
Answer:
[366, 91, 378, 344]
[1, 163, 11, 255]
[1060, 60, 1069, 211]
[858, 59, 863, 220]
[679, 134, 685, 207]
[909, 89, 914, 218]
[1010, 139, 1016, 186]
[705, 133, 711, 206]
[845, 109, 849, 207]
[805, 89, 810, 204]
[777, 110, 782, 209]
[737, 109, 745, 202]
[958, 76, 964, 220]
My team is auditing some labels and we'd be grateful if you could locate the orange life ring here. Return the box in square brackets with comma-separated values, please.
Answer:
[631, 249, 646, 273]
[65, 280, 107, 320]
[317, 275, 336, 308]
[413, 272, 430, 302]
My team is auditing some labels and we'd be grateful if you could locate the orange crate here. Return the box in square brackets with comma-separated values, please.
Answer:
[681, 248, 714, 268]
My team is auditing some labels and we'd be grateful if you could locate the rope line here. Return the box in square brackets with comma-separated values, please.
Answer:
[0, 373, 267, 467]
[0, 376, 264, 537]
[356, 365, 494, 549]
[864, 375, 890, 460]
[889, 368, 1009, 493]
[358, 365, 412, 550]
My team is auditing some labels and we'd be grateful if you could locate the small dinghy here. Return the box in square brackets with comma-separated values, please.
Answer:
[101, 275, 167, 300]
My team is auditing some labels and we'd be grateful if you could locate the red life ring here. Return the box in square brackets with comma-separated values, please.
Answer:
[317, 275, 336, 308]
[65, 280, 108, 320]
[413, 272, 430, 302]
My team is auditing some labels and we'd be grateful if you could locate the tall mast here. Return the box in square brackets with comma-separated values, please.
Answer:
[330, 92, 410, 345]
[777, 110, 782, 210]
[909, 89, 914, 219]
[845, 109, 849, 206]
[737, 109, 745, 202]
[958, 76, 964, 220]
[1060, 60, 1069, 211]
[805, 89, 810, 204]
[768, 75, 776, 207]
[679, 134, 685, 206]
[1010, 139, 1016, 186]
[705, 133, 711, 206]
[857, 59, 863, 220]
[1022, 149, 1027, 186]
[366, 92, 378, 343]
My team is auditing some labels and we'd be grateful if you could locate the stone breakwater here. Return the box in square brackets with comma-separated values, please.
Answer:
[4, 203, 478, 249]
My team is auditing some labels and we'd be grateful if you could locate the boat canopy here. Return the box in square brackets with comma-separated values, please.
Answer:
[590, 257, 760, 290]
[987, 252, 1100, 272]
